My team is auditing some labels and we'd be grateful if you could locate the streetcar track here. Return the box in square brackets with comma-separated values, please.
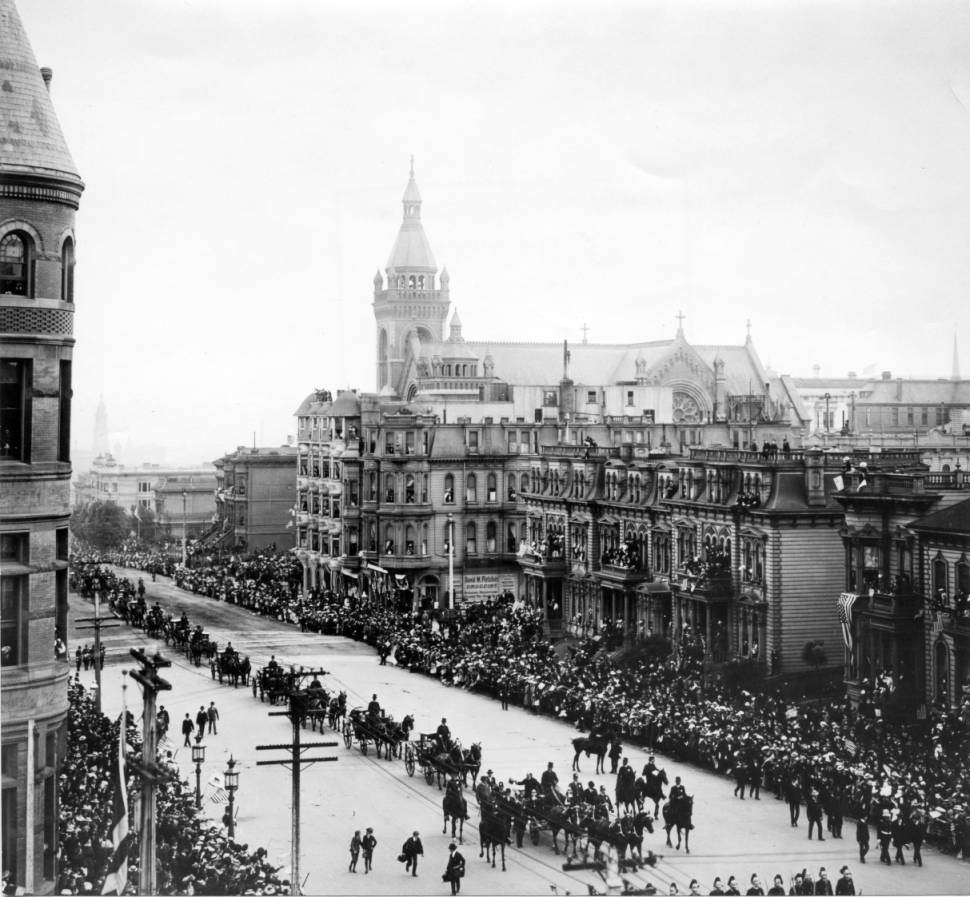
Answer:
[90, 569, 684, 894]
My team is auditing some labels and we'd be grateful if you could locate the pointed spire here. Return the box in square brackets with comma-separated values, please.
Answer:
[745, 318, 752, 344]
[449, 308, 463, 340]
[675, 310, 685, 339]
[953, 329, 961, 381]
[386, 158, 436, 272]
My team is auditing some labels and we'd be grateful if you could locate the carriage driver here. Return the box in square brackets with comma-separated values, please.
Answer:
[540, 762, 563, 802]
[436, 717, 452, 751]
[367, 694, 382, 721]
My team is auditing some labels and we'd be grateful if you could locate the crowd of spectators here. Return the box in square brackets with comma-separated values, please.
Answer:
[83, 548, 970, 861]
[57, 678, 287, 895]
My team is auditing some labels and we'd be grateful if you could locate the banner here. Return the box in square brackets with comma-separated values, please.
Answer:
[837, 592, 858, 666]
[101, 714, 129, 895]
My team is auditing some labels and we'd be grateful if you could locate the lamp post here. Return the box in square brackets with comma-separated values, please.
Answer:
[447, 512, 454, 611]
[224, 755, 240, 839]
[823, 392, 832, 435]
[191, 733, 206, 809]
[181, 489, 188, 568]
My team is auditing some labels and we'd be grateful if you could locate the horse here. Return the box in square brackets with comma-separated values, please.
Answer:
[572, 733, 608, 773]
[478, 801, 511, 871]
[459, 742, 483, 787]
[624, 810, 655, 861]
[662, 795, 694, 854]
[545, 802, 583, 857]
[442, 781, 468, 842]
[328, 691, 347, 729]
[616, 770, 638, 815]
[640, 767, 669, 817]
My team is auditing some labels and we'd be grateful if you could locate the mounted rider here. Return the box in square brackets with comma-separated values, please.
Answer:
[642, 754, 658, 779]
[445, 774, 470, 821]
[669, 775, 686, 802]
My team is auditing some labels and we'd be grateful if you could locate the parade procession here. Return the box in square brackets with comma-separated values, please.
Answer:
[4, 0, 970, 895]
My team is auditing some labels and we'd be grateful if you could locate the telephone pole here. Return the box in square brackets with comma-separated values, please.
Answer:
[75, 595, 122, 713]
[128, 648, 173, 896]
[255, 668, 337, 896]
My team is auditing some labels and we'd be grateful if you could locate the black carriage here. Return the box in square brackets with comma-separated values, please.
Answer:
[342, 708, 403, 758]
[406, 733, 481, 788]
[252, 664, 294, 704]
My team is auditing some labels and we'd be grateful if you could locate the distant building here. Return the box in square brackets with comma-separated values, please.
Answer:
[0, 1, 85, 890]
[152, 474, 217, 542]
[74, 453, 214, 521]
[210, 446, 298, 554]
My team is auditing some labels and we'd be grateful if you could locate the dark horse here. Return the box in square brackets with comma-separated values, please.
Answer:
[639, 768, 668, 817]
[616, 771, 638, 814]
[663, 795, 694, 854]
[443, 780, 468, 843]
[478, 800, 511, 871]
[571, 733, 608, 773]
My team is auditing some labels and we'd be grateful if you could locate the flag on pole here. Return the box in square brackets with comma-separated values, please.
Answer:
[101, 713, 130, 895]
[837, 592, 857, 665]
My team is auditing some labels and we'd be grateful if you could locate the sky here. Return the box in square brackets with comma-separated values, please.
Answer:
[16, 0, 970, 466]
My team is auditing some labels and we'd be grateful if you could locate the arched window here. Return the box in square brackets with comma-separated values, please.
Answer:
[465, 521, 477, 555]
[507, 522, 517, 553]
[466, 473, 477, 503]
[61, 237, 75, 302]
[383, 524, 396, 555]
[443, 473, 454, 504]
[933, 554, 948, 595]
[384, 473, 396, 504]
[404, 474, 415, 504]
[521, 472, 530, 494]
[421, 523, 429, 556]
[0, 232, 31, 296]
[405, 524, 416, 555]
[486, 521, 497, 552]
[487, 473, 497, 502]
[956, 557, 969, 595]
[443, 520, 453, 554]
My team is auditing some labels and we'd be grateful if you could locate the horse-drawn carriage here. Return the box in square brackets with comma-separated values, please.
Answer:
[404, 733, 482, 788]
[342, 708, 413, 759]
[252, 663, 296, 704]
[210, 648, 251, 687]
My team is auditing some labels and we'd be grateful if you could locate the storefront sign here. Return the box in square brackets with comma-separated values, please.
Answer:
[453, 571, 520, 603]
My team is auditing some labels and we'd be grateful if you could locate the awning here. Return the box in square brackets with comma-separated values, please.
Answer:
[342, 570, 358, 580]
[367, 562, 389, 574]
[638, 581, 672, 594]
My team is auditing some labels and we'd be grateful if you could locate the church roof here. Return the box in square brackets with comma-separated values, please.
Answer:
[0, 0, 82, 184]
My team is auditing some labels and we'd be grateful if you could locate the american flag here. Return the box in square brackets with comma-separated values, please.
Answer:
[837, 592, 857, 664]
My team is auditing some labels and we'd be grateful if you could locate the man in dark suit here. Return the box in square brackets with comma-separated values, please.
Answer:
[402, 830, 423, 877]
[813, 867, 833, 895]
[181, 713, 195, 747]
[445, 842, 465, 894]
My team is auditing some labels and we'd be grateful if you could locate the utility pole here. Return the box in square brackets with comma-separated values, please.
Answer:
[75, 595, 122, 714]
[447, 512, 454, 611]
[181, 489, 188, 567]
[256, 669, 337, 896]
[128, 648, 173, 896]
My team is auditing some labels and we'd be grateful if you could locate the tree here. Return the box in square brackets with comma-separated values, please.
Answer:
[71, 501, 130, 550]
[802, 640, 828, 672]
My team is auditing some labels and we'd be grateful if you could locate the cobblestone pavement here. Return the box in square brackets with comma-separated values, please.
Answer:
[68, 571, 970, 896]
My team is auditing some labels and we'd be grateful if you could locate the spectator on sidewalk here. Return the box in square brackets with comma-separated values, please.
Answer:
[207, 702, 219, 735]
[401, 830, 423, 877]
[181, 713, 194, 747]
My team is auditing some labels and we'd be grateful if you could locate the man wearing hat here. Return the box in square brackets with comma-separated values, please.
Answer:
[855, 816, 870, 863]
[709, 878, 725, 896]
[876, 811, 893, 864]
[834, 867, 854, 895]
[444, 842, 465, 895]
[813, 868, 832, 895]
[361, 827, 377, 874]
[401, 830, 423, 877]
[767, 874, 785, 895]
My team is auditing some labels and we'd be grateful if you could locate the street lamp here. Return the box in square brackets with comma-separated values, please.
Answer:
[191, 733, 206, 809]
[823, 393, 832, 435]
[181, 488, 188, 568]
[447, 512, 454, 611]
[224, 755, 240, 838]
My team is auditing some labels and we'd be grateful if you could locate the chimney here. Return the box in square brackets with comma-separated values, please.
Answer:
[40, 67, 52, 91]
[881, 371, 892, 380]
[896, 377, 903, 401]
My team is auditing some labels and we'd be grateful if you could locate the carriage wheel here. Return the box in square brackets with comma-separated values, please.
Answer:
[343, 722, 353, 749]
[405, 746, 416, 777]
[424, 765, 435, 786]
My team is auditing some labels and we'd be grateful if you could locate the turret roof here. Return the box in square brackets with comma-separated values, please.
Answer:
[0, 0, 82, 184]
[386, 165, 437, 272]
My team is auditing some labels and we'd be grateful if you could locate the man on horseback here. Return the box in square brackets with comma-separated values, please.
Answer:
[541, 762, 563, 804]
[616, 757, 637, 811]
[445, 774, 470, 821]
[669, 776, 686, 802]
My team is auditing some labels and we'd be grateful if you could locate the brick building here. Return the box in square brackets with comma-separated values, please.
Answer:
[0, 1, 84, 890]
[211, 445, 297, 554]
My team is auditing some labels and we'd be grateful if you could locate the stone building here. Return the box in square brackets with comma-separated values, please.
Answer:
[0, 1, 84, 890]
[152, 474, 217, 543]
[211, 445, 298, 554]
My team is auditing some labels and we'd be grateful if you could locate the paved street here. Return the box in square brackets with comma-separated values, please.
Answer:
[69, 571, 969, 896]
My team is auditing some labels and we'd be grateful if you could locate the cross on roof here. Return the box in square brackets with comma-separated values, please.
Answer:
[581, 323, 590, 344]
[676, 310, 685, 333]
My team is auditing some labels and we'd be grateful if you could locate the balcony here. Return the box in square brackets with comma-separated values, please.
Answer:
[597, 563, 649, 585]
[540, 444, 620, 460]
[517, 551, 566, 576]
[673, 568, 734, 601]
[380, 553, 431, 570]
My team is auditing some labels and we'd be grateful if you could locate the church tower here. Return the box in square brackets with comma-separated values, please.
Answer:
[0, 1, 84, 891]
[372, 161, 450, 393]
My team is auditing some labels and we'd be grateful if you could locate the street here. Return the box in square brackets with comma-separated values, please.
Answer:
[69, 571, 970, 896]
